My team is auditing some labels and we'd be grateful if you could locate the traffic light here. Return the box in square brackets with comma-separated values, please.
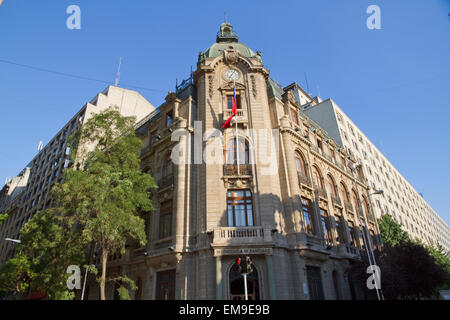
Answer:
[245, 256, 253, 274]
[235, 257, 242, 273]
[235, 256, 253, 274]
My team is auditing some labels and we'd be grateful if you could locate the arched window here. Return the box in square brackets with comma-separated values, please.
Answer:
[162, 153, 173, 177]
[352, 190, 360, 213]
[327, 175, 337, 197]
[225, 137, 249, 165]
[312, 167, 323, 189]
[295, 152, 307, 184]
[340, 182, 349, 202]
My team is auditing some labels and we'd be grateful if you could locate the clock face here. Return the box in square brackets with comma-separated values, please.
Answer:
[225, 69, 239, 81]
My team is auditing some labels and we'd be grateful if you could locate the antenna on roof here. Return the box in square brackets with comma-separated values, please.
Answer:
[37, 141, 43, 152]
[224, 12, 227, 23]
[304, 72, 311, 95]
[115, 57, 122, 87]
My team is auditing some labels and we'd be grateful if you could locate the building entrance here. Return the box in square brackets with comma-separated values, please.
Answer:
[229, 263, 259, 300]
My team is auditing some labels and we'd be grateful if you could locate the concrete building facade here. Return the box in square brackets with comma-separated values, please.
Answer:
[0, 86, 155, 263]
[298, 97, 449, 250]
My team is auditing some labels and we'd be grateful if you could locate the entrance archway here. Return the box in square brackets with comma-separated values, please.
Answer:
[229, 262, 259, 300]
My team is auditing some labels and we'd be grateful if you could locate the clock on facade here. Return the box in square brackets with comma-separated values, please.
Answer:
[224, 69, 239, 81]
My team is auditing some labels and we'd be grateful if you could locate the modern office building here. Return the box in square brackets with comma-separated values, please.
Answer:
[0, 86, 156, 263]
[82, 22, 381, 300]
[297, 97, 449, 250]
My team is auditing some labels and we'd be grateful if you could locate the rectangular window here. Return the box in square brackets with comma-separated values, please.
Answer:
[227, 189, 253, 227]
[306, 266, 325, 300]
[290, 108, 299, 126]
[227, 95, 241, 109]
[301, 198, 314, 234]
[320, 209, 333, 244]
[335, 216, 344, 244]
[150, 130, 158, 145]
[159, 200, 172, 239]
[166, 110, 173, 127]
[155, 269, 176, 300]
[348, 221, 358, 248]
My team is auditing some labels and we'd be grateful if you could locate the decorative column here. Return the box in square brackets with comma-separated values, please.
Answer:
[265, 254, 277, 300]
[216, 255, 223, 300]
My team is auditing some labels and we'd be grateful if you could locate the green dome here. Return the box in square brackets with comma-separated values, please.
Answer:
[202, 22, 258, 59]
[204, 42, 256, 58]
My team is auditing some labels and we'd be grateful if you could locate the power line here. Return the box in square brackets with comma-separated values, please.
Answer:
[0, 58, 163, 93]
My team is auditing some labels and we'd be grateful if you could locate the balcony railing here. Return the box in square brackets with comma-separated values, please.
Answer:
[223, 164, 252, 176]
[331, 195, 342, 207]
[223, 109, 248, 123]
[316, 187, 328, 199]
[345, 201, 354, 212]
[299, 174, 312, 187]
[158, 175, 174, 190]
[212, 226, 272, 245]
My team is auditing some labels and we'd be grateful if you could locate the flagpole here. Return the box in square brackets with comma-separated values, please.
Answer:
[235, 79, 240, 176]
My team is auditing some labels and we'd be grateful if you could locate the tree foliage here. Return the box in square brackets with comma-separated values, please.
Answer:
[0, 208, 87, 300]
[0, 254, 34, 297]
[377, 214, 409, 246]
[0, 213, 8, 225]
[351, 215, 448, 300]
[57, 106, 156, 299]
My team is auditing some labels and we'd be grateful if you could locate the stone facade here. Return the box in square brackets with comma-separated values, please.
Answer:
[85, 23, 380, 300]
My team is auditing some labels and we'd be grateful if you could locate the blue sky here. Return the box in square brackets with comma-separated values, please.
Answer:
[0, 1, 449, 225]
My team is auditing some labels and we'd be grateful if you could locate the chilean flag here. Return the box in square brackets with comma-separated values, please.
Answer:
[222, 81, 237, 129]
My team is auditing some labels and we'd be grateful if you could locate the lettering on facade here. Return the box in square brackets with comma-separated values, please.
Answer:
[214, 247, 273, 256]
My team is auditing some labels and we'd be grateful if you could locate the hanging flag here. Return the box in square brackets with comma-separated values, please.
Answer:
[222, 81, 237, 129]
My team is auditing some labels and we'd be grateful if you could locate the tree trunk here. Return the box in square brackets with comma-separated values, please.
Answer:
[100, 249, 108, 300]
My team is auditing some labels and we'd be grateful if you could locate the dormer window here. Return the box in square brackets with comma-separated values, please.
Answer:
[166, 110, 173, 127]
[290, 108, 299, 126]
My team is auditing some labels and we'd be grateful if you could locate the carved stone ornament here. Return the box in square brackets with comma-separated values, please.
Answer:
[250, 75, 257, 98]
[224, 177, 252, 189]
[208, 75, 214, 98]
[224, 50, 239, 65]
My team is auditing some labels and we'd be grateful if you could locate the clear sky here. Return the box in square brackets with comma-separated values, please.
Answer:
[0, 1, 449, 225]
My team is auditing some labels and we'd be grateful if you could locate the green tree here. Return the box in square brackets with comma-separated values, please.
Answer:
[427, 244, 450, 294]
[57, 106, 156, 300]
[0, 213, 7, 224]
[351, 240, 446, 300]
[377, 214, 409, 246]
[0, 254, 34, 298]
[0, 207, 87, 300]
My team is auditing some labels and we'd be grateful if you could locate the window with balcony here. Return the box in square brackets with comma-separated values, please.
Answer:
[348, 221, 358, 248]
[227, 189, 253, 227]
[224, 138, 251, 176]
[301, 198, 314, 234]
[320, 209, 333, 244]
[227, 95, 241, 109]
[335, 216, 344, 244]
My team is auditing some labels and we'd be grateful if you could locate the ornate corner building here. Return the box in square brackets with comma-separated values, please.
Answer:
[92, 22, 382, 301]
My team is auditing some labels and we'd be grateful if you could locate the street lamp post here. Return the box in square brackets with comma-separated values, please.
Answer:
[81, 264, 95, 300]
[347, 162, 383, 300]
[5, 238, 21, 244]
